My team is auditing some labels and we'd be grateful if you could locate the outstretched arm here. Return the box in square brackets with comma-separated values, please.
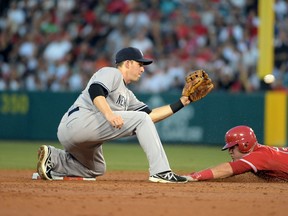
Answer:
[149, 96, 190, 123]
[211, 162, 234, 178]
[185, 157, 255, 181]
[186, 162, 234, 181]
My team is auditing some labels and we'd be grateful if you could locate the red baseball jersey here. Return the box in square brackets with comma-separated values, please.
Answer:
[230, 144, 288, 180]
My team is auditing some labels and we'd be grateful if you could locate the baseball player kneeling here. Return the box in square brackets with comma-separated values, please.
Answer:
[36, 47, 213, 183]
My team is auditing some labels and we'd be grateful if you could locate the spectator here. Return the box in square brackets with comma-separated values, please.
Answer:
[106, 24, 130, 55]
[124, 3, 151, 36]
[7, 1, 25, 33]
[130, 28, 154, 54]
[0, 0, 287, 93]
[43, 32, 72, 63]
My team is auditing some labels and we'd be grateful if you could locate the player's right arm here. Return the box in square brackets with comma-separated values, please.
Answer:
[186, 160, 253, 181]
[93, 96, 123, 129]
[210, 162, 234, 178]
[89, 84, 123, 129]
[186, 162, 233, 181]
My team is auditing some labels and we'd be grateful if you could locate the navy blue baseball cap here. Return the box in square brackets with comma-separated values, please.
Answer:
[115, 47, 153, 65]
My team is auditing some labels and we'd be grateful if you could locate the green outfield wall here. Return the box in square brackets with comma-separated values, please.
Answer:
[0, 91, 286, 146]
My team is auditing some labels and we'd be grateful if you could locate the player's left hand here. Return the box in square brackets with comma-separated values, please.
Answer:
[183, 173, 198, 182]
[180, 96, 191, 106]
[182, 69, 214, 102]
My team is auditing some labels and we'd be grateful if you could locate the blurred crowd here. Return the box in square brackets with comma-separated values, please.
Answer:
[0, 0, 288, 93]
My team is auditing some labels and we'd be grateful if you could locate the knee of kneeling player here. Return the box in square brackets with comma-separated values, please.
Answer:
[90, 163, 106, 177]
[100, 164, 107, 175]
[97, 163, 106, 176]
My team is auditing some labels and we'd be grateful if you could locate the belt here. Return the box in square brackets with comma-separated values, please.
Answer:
[68, 107, 79, 116]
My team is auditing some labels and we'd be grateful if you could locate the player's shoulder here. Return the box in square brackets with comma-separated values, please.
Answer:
[88, 67, 122, 88]
[97, 67, 121, 76]
[248, 144, 273, 157]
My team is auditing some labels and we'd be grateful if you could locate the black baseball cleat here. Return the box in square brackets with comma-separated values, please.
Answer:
[37, 145, 53, 180]
[149, 171, 188, 183]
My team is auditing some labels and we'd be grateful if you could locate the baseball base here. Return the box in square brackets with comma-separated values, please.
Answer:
[31, 172, 96, 181]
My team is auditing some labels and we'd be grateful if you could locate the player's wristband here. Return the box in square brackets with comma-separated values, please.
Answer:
[170, 100, 184, 113]
[191, 169, 213, 180]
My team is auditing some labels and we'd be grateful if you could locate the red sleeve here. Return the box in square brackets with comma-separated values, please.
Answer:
[229, 160, 254, 175]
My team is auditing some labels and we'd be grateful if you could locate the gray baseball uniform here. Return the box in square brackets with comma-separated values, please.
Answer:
[52, 67, 171, 178]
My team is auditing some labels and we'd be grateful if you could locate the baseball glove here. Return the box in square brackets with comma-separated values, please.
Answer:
[182, 69, 214, 102]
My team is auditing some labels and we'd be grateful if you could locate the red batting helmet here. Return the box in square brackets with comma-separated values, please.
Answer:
[222, 125, 258, 153]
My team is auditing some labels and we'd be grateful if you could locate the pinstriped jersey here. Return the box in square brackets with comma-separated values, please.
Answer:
[72, 67, 148, 113]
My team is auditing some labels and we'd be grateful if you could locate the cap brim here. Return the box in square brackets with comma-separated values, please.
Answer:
[222, 141, 238, 151]
[221, 145, 229, 151]
[136, 58, 153, 65]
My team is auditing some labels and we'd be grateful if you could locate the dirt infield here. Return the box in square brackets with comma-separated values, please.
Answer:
[0, 170, 287, 216]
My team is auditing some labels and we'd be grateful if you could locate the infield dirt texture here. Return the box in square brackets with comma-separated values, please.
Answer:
[0, 170, 287, 216]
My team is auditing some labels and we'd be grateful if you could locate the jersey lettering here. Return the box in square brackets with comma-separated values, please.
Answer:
[116, 95, 127, 108]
